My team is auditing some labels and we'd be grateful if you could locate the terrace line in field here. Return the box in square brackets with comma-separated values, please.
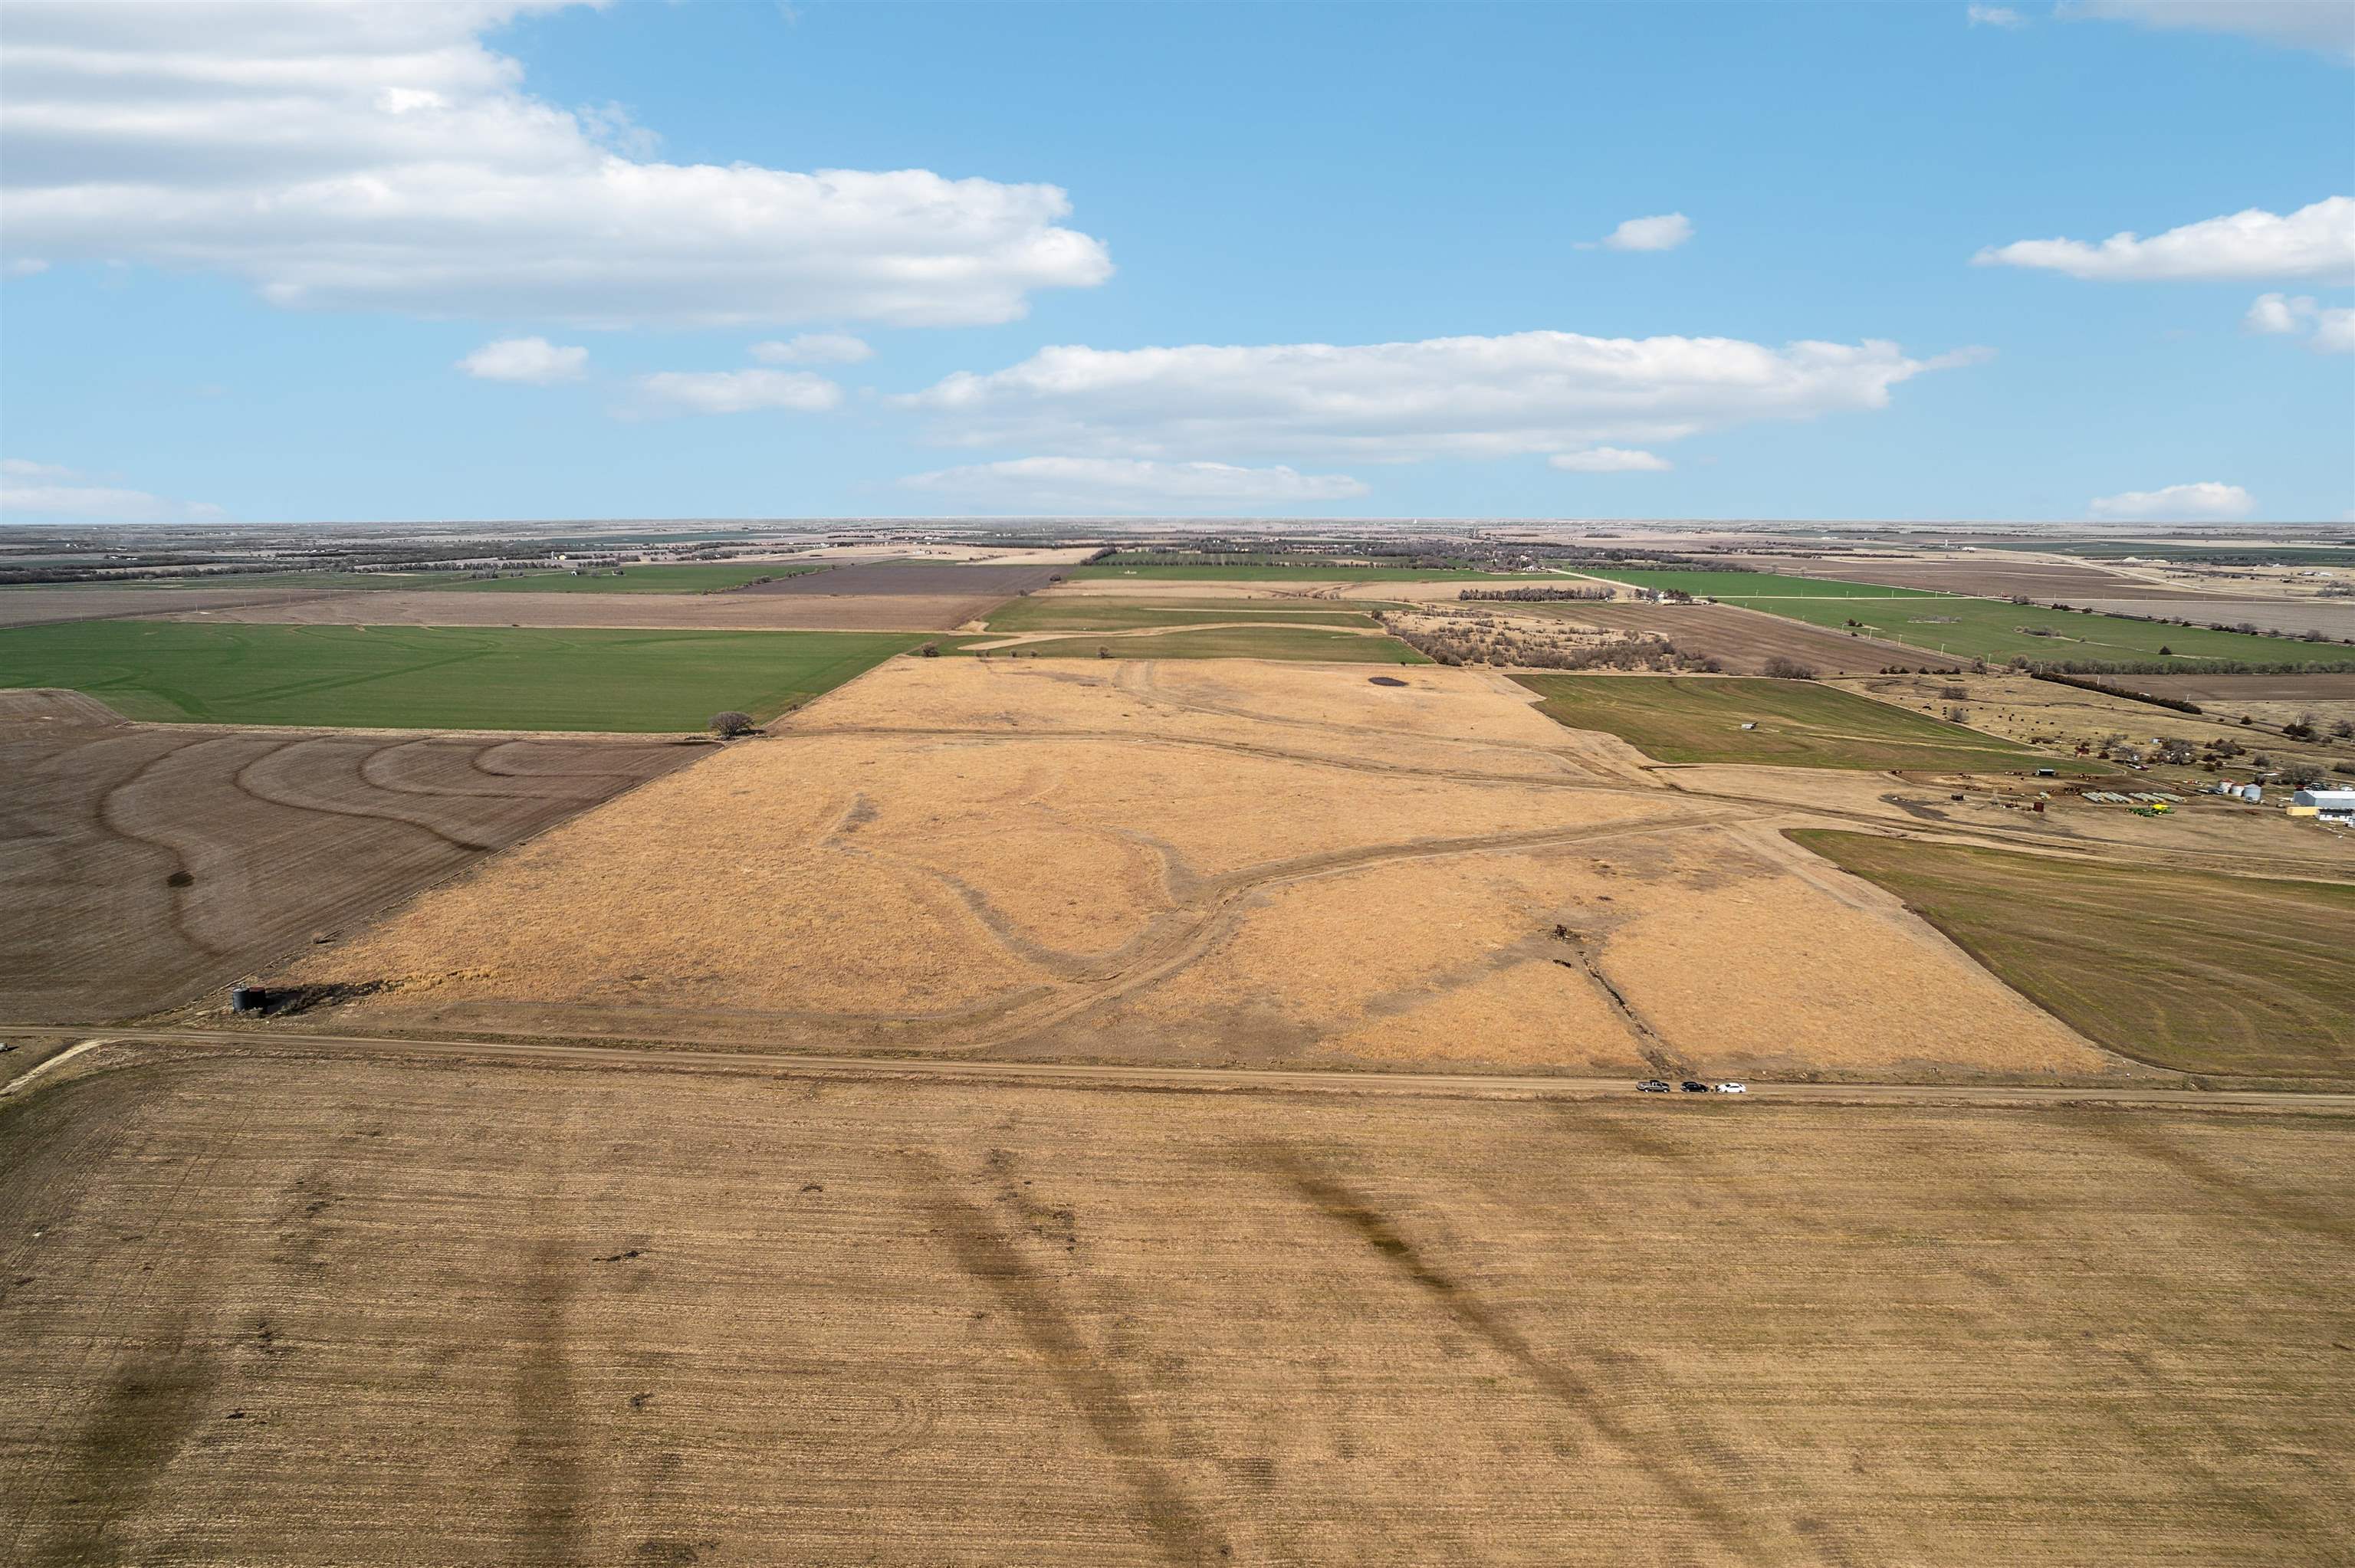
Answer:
[0, 690, 705, 1022]
[262, 658, 2120, 1081]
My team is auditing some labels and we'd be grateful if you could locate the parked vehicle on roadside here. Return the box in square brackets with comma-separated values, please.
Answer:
[1713, 1081, 1746, 1094]
[1680, 1080, 1708, 1092]
[1636, 1079, 1670, 1093]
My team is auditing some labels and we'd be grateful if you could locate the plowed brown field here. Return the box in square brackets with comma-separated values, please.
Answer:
[267, 660, 2122, 1081]
[0, 693, 702, 1022]
[5, 1049, 2350, 1566]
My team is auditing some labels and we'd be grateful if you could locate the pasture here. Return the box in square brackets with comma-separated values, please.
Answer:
[5, 1051, 2350, 1566]
[0, 622, 926, 731]
[1795, 832, 2355, 1078]
[1513, 674, 2069, 771]
[1729, 590, 2355, 668]
[267, 658, 2117, 1083]
[1519, 600, 1962, 674]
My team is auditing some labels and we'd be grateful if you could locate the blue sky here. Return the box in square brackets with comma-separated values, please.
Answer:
[2, 0, 2350, 524]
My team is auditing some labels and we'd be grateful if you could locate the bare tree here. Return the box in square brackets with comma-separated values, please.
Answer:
[1761, 656, 1818, 680]
[708, 711, 755, 737]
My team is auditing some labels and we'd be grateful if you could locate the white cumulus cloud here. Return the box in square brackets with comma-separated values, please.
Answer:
[1583, 213, 1693, 252]
[0, 2, 1111, 326]
[634, 369, 842, 415]
[2064, 1, 2355, 62]
[2088, 481, 2258, 520]
[1, 459, 225, 523]
[902, 457, 1369, 512]
[1974, 197, 2355, 282]
[1968, 5, 2028, 28]
[751, 333, 874, 365]
[458, 336, 587, 383]
[902, 330, 1976, 463]
[2245, 292, 2355, 351]
[1549, 447, 1672, 473]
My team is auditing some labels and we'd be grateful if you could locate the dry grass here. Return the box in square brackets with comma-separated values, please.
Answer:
[270, 659, 2130, 1081]
[5, 1051, 2350, 1566]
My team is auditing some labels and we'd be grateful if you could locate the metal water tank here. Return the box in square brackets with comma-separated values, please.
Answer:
[231, 986, 267, 1015]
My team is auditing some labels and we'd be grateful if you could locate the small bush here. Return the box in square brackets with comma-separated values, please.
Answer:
[1761, 656, 1818, 680]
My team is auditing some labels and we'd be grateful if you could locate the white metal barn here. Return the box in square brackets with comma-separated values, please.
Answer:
[2291, 788, 2355, 823]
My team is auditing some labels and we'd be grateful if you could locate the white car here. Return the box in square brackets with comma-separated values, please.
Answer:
[1711, 1081, 1746, 1094]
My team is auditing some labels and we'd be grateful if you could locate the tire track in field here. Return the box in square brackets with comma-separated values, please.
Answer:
[901, 1149, 1229, 1566]
[1254, 1141, 1851, 1568]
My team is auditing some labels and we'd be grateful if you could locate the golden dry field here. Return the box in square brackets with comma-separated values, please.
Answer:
[261, 658, 2134, 1083]
[4, 1048, 2351, 1567]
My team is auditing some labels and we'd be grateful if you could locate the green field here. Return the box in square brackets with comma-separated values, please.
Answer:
[1066, 563, 1569, 583]
[1723, 591, 2355, 668]
[967, 625, 1428, 663]
[1513, 674, 2074, 771]
[0, 621, 923, 731]
[0, 571, 448, 592]
[983, 596, 1386, 632]
[1794, 831, 2355, 1078]
[438, 563, 823, 595]
[1574, 569, 1939, 599]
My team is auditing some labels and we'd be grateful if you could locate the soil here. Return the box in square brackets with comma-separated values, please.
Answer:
[4, 1049, 2350, 1566]
[0, 694, 703, 1022]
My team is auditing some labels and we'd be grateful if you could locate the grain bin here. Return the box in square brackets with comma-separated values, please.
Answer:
[231, 986, 267, 1015]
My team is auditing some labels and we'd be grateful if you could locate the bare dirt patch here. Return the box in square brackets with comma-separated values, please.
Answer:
[0, 697, 702, 1022]
[5, 1053, 2350, 1566]
[269, 660, 2131, 1081]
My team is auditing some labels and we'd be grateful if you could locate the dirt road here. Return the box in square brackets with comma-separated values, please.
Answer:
[5, 1025, 2346, 1112]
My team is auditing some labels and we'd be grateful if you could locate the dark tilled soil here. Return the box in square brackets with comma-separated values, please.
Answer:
[0, 705, 704, 1022]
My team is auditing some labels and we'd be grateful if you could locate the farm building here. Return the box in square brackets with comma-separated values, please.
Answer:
[2289, 787, 2355, 822]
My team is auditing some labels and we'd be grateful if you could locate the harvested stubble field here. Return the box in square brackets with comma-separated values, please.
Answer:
[5, 1051, 2351, 1567]
[730, 559, 1063, 617]
[964, 625, 1425, 662]
[1796, 832, 2355, 1078]
[0, 586, 356, 628]
[0, 622, 925, 730]
[982, 597, 1386, 632]
[2122, 671, 2355, 710]
[0, 691, 700, 1022]
[1513, 674, 2070, 772]
[264, 659, 2123, 1082]
[1519, 600, 1961, 674]
[153, 588, 1000, 633]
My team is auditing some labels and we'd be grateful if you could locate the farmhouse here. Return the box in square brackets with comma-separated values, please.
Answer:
[2290, 787, 2355, 823]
